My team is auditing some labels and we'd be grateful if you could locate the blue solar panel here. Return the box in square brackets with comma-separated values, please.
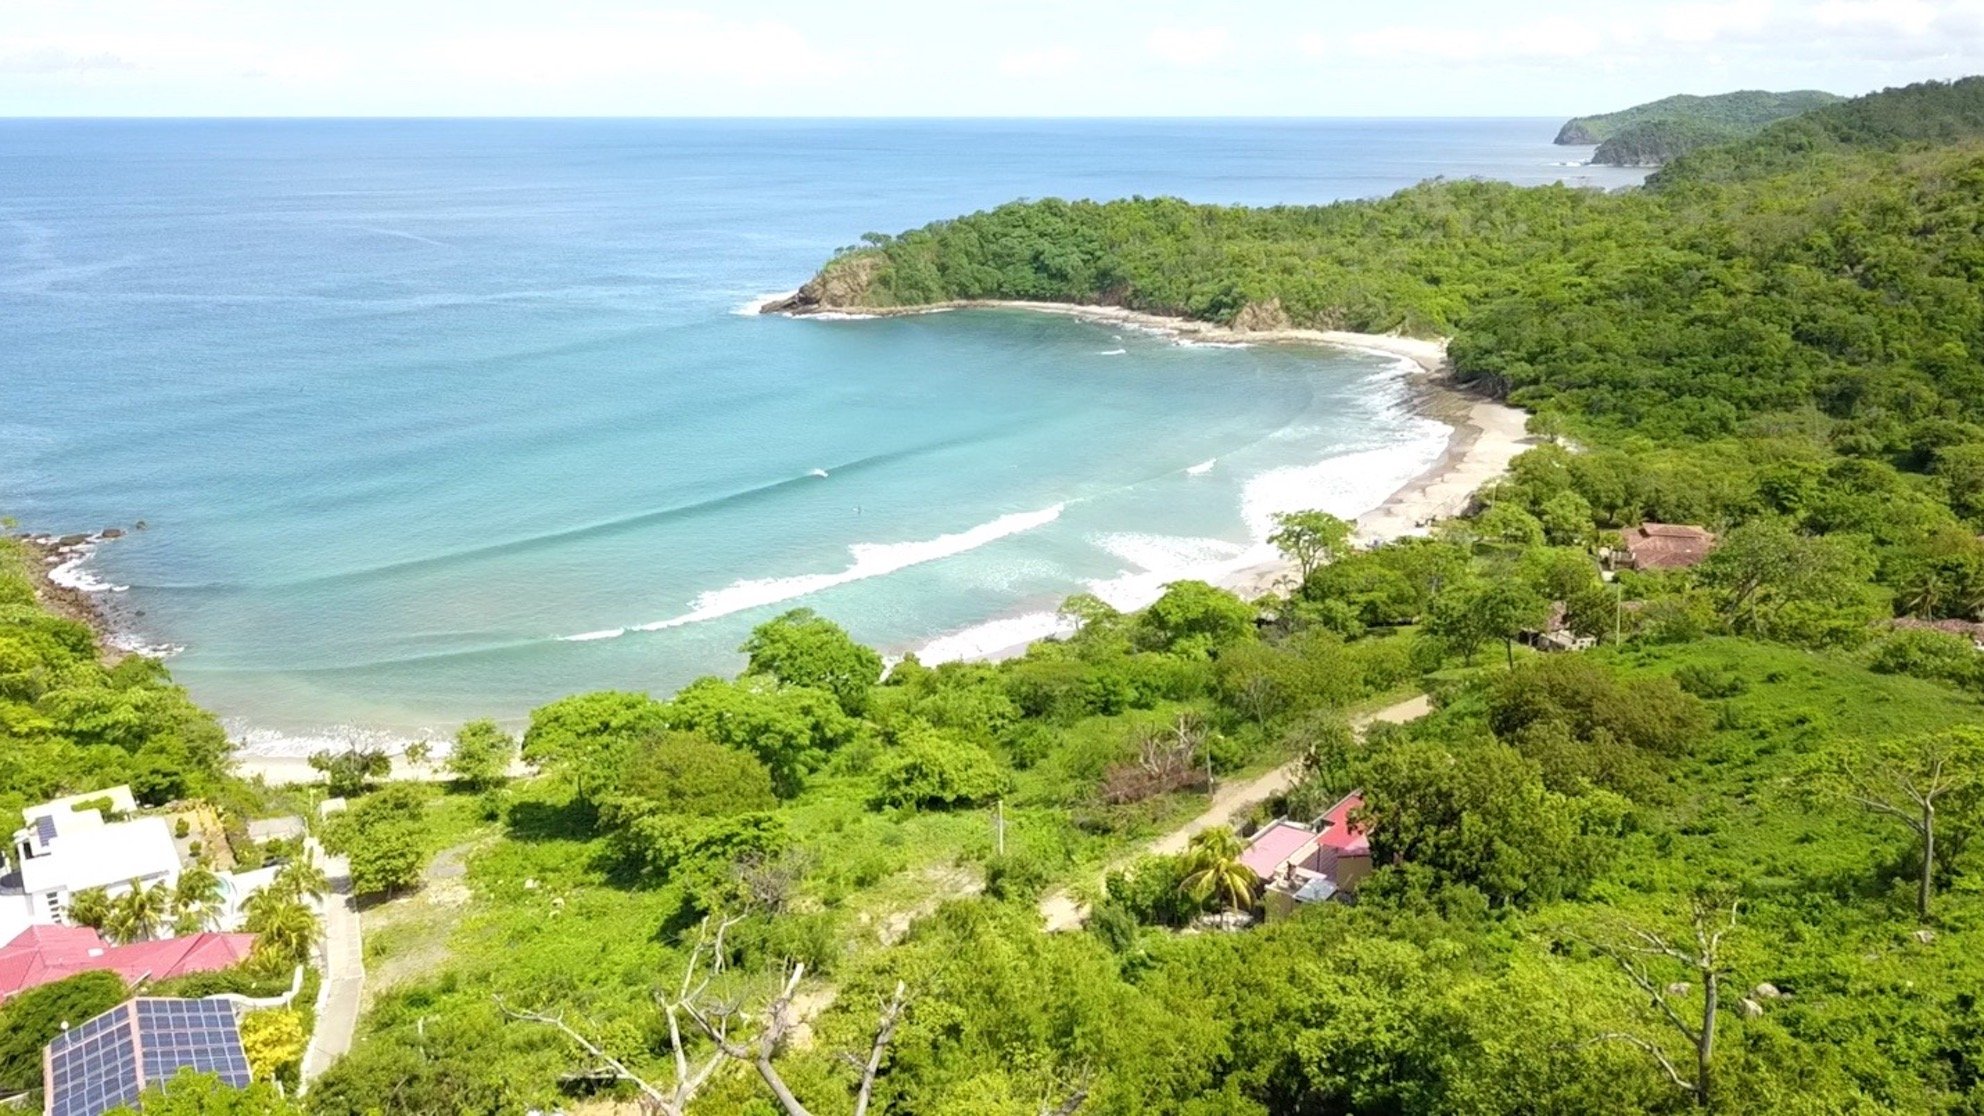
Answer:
[34, 814, 59, 844]
[45, 1006, 141, 1116]
[134, 999, 252, 1089]
[44, 999, 252, 1116]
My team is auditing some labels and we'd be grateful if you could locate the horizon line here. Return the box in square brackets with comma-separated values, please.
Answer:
[0, 113, 1574, 123]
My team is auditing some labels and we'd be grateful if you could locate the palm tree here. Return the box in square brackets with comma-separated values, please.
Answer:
[244, 895, 320, 968]
[66, 887, 112, 930]
[1178, 827, 1257, 914]
[171, 865, 224, 935]
[274, 851, 329, 904]
[105, 880, 170, 944]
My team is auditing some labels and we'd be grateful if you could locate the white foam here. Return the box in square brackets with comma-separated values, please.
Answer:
[1174, 338, 1252, 349]
[227, 720, 427, 759]
[1085, 532, 1254, 612]
[559, 503, 1068, 640]
[109, 634, 184, 659]
[47, 544, 129, 594]
[805, 311, 881, 321]
[917, 611, 1078, 665]
[1238, 423, 1449, 542]
[1097, 348, 1127, 356]
[559, 628, 626, 642]
[1186, 458, 1217, 476]
[809, 468, 830, 478]
[733, 290, 796, 316]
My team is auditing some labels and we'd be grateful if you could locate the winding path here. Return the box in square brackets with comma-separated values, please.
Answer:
[1038, 693, 1431, 931]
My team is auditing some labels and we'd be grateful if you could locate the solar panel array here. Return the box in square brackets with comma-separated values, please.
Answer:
[34, 813, 59, 844]
[45, 999, 253, 1116]
[135, 999, 253, 1088]
[44, 1004, 141, 1116]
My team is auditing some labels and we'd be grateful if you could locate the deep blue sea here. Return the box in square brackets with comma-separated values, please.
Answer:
[0, 119, 1645, 751]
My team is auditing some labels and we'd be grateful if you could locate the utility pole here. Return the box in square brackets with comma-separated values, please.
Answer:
[994, 798, 1005, 857]
[1615, 582, 1624, 646]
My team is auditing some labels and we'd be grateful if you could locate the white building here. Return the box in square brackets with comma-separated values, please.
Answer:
[12, 786, 183, 925]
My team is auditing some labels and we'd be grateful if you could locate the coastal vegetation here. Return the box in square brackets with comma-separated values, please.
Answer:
[1552, 88, 1842, 165]
[10, 76, 1984, 1114]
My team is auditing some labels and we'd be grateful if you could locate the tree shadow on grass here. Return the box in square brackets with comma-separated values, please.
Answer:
[504, 796, 596, 843]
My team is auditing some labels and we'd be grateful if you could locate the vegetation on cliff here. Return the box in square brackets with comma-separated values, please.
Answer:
[0, 538, 241, 829]
[1553, 88, 1841, 150]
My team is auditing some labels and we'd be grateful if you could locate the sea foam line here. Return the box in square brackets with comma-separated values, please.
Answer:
[557, 502, 1067, 641]
[47, 543, 130, 594]
[732, 290, 797, 316]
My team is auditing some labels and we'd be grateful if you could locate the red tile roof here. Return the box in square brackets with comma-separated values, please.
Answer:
[1622, 523, 1717, 570]
[0, 926, 255, 1002]
[1318, 793, 1370, 857]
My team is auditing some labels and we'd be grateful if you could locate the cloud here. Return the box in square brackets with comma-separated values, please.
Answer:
[0, 34, 342, 81]
[1314, 0, 1984, 69]
[1146, 26, 1231, 67]
[427, 11, 844, 87]
[0, 46, 136, 74]
[1306, 17, 1602, 64]
[998, 44, 1081, 77]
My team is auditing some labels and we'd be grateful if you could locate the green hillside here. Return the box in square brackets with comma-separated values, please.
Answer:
[1553, 88, 1842, 146]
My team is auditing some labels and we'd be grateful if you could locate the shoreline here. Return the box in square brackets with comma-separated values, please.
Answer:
[11, 530, 143, 665]
[770, 298, 1535, 651]
[29, 299, 1536, 768]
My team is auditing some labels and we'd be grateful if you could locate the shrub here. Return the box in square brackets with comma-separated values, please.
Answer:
[1488, 655, 1712, 757]
[0, 971, 128, 1093]
[984, 851, 1053, 903]
[872, 725, 1008, 809]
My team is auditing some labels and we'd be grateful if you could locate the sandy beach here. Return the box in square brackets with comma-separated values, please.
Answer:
[228, 753, 537, 788]
[780, 299, 1537, 610]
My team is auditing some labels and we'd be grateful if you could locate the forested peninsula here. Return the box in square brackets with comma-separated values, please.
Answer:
[1552, 88, 1843, 165]
[14, 78, 1984, 1116]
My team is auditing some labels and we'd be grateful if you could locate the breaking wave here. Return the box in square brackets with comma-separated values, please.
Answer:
[557, 502, 1067, 641]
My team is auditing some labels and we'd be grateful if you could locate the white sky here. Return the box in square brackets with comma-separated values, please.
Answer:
[3, 0, 1982, 117]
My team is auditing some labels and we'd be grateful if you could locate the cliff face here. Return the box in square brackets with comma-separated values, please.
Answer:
[762, 252, 883, 314]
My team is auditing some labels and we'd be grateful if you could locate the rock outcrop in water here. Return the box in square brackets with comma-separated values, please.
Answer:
[762, 253, 882, 314]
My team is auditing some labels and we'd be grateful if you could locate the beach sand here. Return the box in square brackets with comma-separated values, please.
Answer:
[228, 754, 537, 788]
[803, 300, 1536, 618]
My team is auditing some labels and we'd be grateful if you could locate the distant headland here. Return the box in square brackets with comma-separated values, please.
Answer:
[1555, 89, 1842, 166]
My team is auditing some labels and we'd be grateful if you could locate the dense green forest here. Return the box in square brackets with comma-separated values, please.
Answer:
[1553, 89, 1841, 144]
[1553, 88, 1842, 153]
[14, 78, 1984, 1115]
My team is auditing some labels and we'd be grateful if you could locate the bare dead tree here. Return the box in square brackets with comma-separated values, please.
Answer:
[838, 982, 910, 1116]
[1036, 1067, 1094, 1115]
[498, 914, 744, 1116]
[1101, 713, 1211, 804]
[1812, 730, 1981, 920]
[732, 849, 815, 914]
[675, 963, 908, 1116]
[1578, 892, 1742, 1109]
[503, 913, 911, 1115]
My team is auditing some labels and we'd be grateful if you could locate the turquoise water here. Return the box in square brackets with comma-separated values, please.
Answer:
[0, 120, 1644, 750]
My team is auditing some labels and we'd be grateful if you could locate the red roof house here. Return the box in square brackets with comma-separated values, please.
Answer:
[0, 925, 255, 1002]
[1242, 792, 1375, 919]
[1617, 523, 1718, 571]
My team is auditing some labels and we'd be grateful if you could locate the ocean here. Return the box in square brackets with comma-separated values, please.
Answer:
[0, 118, 1646, 751]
